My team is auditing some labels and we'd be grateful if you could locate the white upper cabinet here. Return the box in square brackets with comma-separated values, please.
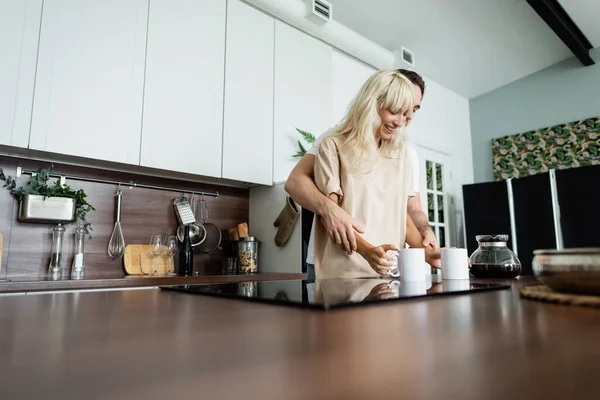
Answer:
[0, 0, 43, 148]
[29, 0, 148, 165]
[222, 0, 274, 185]
[273, 21, 332, 184]
[331, 49, 376, 125]
[140, 0, 226, 177]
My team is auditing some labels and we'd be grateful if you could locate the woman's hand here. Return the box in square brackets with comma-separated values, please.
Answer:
[363, 282, 398, 301]
[359, 244, 398, 275]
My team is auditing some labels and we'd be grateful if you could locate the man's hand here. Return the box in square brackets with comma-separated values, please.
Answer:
[422, 228, 439, 249]
[425, 247, 441, 269]
[320, 201, 364, 255]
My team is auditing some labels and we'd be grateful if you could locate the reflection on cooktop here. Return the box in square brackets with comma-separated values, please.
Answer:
[160, 277, 510, 310]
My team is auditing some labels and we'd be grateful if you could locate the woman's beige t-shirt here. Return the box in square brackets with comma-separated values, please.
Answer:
[313, 135, 415, 279]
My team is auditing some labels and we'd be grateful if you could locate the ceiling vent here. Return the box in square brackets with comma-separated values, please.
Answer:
[400, 46, 415, 67]
[306, 0, 332, 24]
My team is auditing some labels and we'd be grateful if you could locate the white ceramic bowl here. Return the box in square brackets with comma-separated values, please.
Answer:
[532, 248, 600, 295]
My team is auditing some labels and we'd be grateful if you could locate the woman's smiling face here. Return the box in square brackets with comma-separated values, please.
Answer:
[375, 108, 408, 142]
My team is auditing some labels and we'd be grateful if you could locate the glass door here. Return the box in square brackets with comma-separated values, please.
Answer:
[416, 146, 453, 247]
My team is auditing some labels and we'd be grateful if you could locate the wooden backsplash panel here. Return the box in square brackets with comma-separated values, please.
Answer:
[0, 161, 14, 280]
[0, 156, 249, 278]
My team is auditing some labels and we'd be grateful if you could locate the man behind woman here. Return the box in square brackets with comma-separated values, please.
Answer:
[289, 69, 439, 279]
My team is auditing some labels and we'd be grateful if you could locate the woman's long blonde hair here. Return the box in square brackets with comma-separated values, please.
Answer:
[333, 69, 415, 174]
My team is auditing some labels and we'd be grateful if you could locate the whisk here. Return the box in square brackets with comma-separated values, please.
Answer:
[108, 188, 126, 259]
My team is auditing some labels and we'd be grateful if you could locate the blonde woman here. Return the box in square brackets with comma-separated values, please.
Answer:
[313, 70, 435, 279]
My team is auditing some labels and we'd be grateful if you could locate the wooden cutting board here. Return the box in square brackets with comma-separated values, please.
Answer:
[123, 244, 172, 275]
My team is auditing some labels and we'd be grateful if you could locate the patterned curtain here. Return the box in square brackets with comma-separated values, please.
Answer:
[492, 117, 600, 181]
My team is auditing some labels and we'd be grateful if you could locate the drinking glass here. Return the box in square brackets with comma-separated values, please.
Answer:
[149, 235, 166, 276]
[165, 235, 179, 276]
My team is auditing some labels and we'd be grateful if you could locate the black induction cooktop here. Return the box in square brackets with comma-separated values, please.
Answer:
[160, 277, 510, 310]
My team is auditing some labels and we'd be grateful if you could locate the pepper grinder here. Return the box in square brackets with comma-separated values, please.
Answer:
[49, 223, 66, 279]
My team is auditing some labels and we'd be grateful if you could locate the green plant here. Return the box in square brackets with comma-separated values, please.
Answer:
[0, 165, 96, 239]
[293, 128, 316, 158]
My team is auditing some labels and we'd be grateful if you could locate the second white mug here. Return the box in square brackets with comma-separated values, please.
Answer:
[441, 248, 470, 280]
[400, 248, 426, 282]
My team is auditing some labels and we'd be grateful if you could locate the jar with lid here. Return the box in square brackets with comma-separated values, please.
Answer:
[48, 223, 66, 278]
[237, 237, 259, 274]
[469, 234, 522, 278]
[71, 226, 86, 279]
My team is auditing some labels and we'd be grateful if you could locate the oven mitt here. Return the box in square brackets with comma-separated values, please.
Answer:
[273, 196, 300, 247]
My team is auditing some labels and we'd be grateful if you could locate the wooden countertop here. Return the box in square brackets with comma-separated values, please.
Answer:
[0, 272, 306, 293]
[1, 277, 599, 399]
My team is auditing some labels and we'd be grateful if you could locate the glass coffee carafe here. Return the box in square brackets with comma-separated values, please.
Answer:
[469, 234, 522, 278]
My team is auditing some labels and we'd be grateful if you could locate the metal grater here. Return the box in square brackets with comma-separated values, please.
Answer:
[174, 198, 196, 225]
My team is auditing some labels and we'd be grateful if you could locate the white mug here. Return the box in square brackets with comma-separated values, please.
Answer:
[441, 248, 470, 280]
[442, 280, 471, 291]
[400, 248, 426, 282]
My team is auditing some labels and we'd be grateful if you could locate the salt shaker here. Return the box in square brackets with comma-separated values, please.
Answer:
[71, 226, 86, 279]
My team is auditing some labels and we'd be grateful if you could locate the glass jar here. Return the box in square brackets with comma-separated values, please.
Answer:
[49, 224, 66, 277]
[469, 234, 522, 278]
[71, 226, 86, 279]
[237, 237, 259, 274]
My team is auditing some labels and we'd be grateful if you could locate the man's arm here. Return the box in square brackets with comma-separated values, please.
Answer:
[285, 154, 363, 254]
[407, 194, 439, 248]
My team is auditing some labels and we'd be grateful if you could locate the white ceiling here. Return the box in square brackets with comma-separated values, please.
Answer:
[559, 0, 600, 47]
[327, 0, 600, 99]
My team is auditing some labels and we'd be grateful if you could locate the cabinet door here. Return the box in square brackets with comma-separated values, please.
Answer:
[140, 0, 226, 177]
[511, 172, 556, 275]
[462, 181, 512, 256]
[29, 0, 148, 165]
[556, 165, 600, 248]
[273, 21, 332, 184]
[331, 49, 376, 125]
[0, 0, 43, 148]
[222, 0, 274, 185]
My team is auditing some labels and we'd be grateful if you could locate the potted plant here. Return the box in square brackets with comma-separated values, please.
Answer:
[0, 165, 95, 238]
[293, 128, 316, 158]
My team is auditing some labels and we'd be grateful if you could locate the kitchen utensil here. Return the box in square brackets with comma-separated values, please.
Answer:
[469, 234, 521, 278]
[196, 196, 222, 253]
[174, 195, 206, 247]
[0, 233, 3, 274]
[228, 227, 240, 241]
[123, 244, 169, 275]
[108, 189, 126, 259]
[237, 222, 249, 238]
[173, 195, 196, 225]
[532, 248, 600, 295]
[237, 237, 259, 274]
[176, 222, 206, 247]
[441, 248, 470, 280]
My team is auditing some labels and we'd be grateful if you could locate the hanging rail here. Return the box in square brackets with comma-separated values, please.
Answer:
[15, 167, 219, 198]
